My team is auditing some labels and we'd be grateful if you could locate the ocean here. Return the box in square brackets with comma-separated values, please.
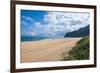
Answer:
[21, 36, 48, 42]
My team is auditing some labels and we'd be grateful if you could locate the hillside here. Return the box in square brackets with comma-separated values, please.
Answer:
[64, 25, 89, 37]
[63, 36, 89, 60]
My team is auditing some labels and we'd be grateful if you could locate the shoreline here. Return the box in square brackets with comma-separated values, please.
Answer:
[21, 37, 82, 42]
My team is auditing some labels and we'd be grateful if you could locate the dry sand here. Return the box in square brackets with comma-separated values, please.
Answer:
[21, 38, 81, 63]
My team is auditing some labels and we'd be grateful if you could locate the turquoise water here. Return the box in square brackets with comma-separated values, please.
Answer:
[21, 36, 48, 41]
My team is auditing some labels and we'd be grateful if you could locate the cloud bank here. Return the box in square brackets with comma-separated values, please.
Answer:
[21, 11, 90, 38]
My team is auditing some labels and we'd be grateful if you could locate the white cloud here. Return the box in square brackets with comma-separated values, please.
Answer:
[43, 12, 90, 32]
[21, 31, 37, 36]
[26, 16, 34, 23]
[33, 22, 42, 29]
[29, 32, 37, 36]
[22, 16, 34, 24]
[21, 21, 28, 25]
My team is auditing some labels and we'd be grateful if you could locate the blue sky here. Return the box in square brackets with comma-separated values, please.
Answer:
[21, 10, 47, 22]
[21, 10, 90, 38]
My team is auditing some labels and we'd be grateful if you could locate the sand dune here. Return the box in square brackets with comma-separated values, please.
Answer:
[21, 38, 81, 63]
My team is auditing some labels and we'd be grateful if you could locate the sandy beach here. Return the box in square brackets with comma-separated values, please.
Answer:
[21, 38, 81, 63]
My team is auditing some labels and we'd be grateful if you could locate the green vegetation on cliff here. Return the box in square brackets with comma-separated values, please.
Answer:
[63, 36, 89, 60]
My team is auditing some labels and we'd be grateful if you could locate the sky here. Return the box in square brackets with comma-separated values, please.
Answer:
[21, 10, 90, 38]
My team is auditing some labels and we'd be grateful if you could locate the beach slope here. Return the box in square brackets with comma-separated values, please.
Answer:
[21, 38, 81, 63]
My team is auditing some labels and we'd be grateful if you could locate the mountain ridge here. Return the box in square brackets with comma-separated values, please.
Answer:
[64, 25, 89, 37]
